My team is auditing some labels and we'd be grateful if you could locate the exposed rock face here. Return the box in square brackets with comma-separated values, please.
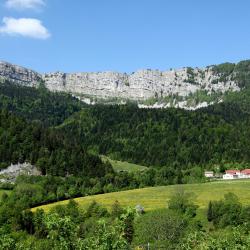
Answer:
[42, 68, 239, 100]
[0, 162, 41, 183]
[0, 61, 42, 87]
[0, 61, 240, 106]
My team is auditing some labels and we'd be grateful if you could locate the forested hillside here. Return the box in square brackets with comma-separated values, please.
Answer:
[0, 109, 112, 177]
[1, 78, 250, 172]
[59, 98, 250, 168]
[0, 80, 85, 126]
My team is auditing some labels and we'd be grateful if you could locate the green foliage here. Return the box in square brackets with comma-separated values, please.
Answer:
[184, 67, 199, 85]
[209, 60, 250, 88]
[43, 213, 78, 250]
[186, 90, 223, 105]
[207, 201, 213, 222]
[133, 209, 188, 248]
[206, 193, 250, 228]
[179, 226, 250, 250]
[120, 207, 135, 244]
[168, 189, 198, 218]
[0, 109, 113, 178]
[212, 62, 235, 75]
[0, 80, 85, 126]
[58, 102, 250, 171]
[80, 219, 129, 250]
[0, 234, 16, 250]
[111, 200, 125, 218]
[233, 60, 250, 88]
[85, 201, 109, 218]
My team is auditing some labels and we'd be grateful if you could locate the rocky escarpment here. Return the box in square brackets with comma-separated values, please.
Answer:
[42, 68, 239, 101]
[0, 61, 42, 87]
[0, 61, 241, 108]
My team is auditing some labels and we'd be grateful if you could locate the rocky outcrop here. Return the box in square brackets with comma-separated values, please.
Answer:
[0, 162, 41, 183]
[0, 61, 240, 107]
[0, 61, 42, 87]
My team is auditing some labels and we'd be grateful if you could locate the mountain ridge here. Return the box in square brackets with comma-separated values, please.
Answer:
[1, 60, 249, 109]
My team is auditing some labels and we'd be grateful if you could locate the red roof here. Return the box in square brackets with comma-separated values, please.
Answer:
[225, 170, 240, 174]
[241, 169, 250, 175]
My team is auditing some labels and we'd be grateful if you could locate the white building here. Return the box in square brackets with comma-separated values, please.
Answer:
[222, 173, 239, 180]
[204, 171, 214, 178]
[223, 169, 250, 180]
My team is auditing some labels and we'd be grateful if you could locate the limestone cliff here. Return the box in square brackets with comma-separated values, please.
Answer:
[42, 68, 239, 100]
[0, 61, 42, 87]
[0, 60, 241, 109]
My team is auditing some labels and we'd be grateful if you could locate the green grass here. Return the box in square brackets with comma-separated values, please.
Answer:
[102, 156, 148, 172]
[33, 180, 250, 213]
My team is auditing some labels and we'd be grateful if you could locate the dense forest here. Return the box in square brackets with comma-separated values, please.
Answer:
[0, 80, 85, 126]
[0, 109, 112, 177]
[59, 97, 250, 168]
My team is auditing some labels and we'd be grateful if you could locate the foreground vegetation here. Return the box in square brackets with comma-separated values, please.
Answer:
[1, 182, 250, 249]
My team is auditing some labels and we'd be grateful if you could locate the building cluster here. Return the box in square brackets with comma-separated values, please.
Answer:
[204, 169, 250, 180]
[222, 169, 250, 180]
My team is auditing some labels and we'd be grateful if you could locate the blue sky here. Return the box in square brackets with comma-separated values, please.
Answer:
[0, 0, 250, 73]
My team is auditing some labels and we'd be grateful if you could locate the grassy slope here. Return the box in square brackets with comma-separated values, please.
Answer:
[33, 180, 250, 213]
[102, 156, 148, 172]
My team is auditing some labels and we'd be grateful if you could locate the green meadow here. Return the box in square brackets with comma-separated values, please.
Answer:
[33, 179, 250, 213]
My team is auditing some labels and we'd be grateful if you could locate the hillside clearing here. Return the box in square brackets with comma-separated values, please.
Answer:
[101, 156, 148, 172]
[33, 180, 250, 212]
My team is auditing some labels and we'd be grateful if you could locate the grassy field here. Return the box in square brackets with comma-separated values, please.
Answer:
[33, 180, 250, 213]
[101, 156, 148, 172]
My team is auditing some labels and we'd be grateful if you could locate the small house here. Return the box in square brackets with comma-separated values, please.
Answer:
[223, 170, 240, 180]
[204, 171, 214, 178]
[222, 169, 250, 180]
[240, 169, 250, 179]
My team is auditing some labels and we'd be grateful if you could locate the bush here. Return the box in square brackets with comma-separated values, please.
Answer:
[168, 188, 198, 218]
[133, 209, 188, 248]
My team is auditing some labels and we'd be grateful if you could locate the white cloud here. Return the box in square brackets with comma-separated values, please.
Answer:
[5, 0, 45, 10]
[0, 17, 50, 39]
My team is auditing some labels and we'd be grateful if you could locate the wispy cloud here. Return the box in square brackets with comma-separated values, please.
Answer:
[5, 0, 45, 10]
[0, 17, 50, 39]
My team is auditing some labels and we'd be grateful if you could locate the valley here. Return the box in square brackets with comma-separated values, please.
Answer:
[1, 0, 250, 248]
[0, 60, 250, 249]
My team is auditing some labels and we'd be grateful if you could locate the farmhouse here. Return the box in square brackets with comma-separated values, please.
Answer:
[204, 171, 214, 178]
[223, 169, 250, 180]
[241, 169, 250, 178]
